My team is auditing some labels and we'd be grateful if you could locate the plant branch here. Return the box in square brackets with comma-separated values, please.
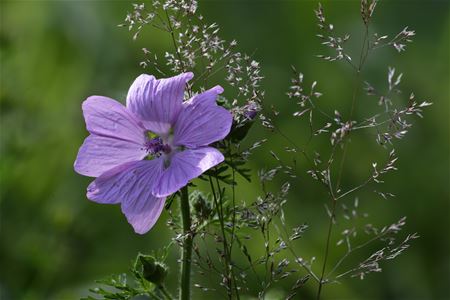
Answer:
[179, 186, 192, 300]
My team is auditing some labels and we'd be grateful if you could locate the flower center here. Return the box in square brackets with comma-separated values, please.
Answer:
[144, 132, 172, 158]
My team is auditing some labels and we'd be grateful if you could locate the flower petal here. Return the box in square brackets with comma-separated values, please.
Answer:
[86, 162, 137, 204]
[74, 135, 147, 177]
[82, 95, 145, 143]
[152, 147, 224, 197]
[121, 194, 166, 234]
[87, 159, 166, 234]
[172, 86, 232, 148]
[126, 73, 194, 135]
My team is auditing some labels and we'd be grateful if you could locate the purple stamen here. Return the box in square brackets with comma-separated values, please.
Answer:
[145, 137, 171, 156]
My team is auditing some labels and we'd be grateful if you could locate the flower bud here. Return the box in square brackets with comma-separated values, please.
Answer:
[139, 255, 168, 285]
[193, 194, 212, 220]
[243, 102, 259, 120]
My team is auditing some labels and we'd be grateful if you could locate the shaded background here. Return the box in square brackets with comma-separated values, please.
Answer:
[1, 0, 449, 299]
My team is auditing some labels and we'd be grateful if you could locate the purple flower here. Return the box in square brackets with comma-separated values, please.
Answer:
[74, 73, 232, 234]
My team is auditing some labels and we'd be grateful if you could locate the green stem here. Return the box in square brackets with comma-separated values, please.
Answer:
[316, 197, 336, 300]
[179, 186, 192, 300]
[159, 285, 173, 300]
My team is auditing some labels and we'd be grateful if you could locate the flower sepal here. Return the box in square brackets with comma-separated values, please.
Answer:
[137, 254, 168, 286]
[227, 119, 255, 143]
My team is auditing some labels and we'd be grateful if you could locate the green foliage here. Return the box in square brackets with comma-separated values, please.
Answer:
[203, 154, 251, 185]
[228, 120, 255, 144]
[140, 255, 168, 286]
[82, 253, 170, 300]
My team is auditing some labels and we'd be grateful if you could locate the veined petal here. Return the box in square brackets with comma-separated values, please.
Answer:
[82, 96, 145, 143]
[185, 85, 224, 106]
[152, 147, 224, 197]
[74, 135, 147, 177]
[121, 194, 166, 234]
[173, 86, 232, 148]
[87, 159, 166, 234]
[87, 159, 164, 203]
[126, 73, 194, 135]
[126, 74, 156, 120]
[86, 162, 137, 204]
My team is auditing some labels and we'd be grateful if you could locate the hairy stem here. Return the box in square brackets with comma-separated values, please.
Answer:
[179, 186, 192, 300]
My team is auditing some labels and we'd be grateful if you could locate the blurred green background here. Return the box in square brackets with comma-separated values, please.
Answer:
[1, 0, 449, 299]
